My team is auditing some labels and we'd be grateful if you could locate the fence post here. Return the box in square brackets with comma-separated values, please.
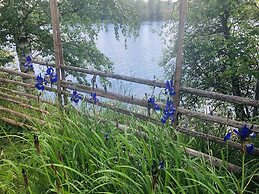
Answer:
[173, 0, 187, 125]
[49, 0, 67, 107]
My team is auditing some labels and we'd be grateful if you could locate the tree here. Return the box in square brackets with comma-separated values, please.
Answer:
[161, 0, 259, 119]
[155, 0, 162, 20]
[0, 0, 139, 84]
[148, 0, 155, 21]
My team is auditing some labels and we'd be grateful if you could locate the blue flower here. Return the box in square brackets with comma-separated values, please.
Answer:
[24, 55, 34, 71]
[233, 124, 253, 142]
[90, 92, 99, 104]
[148, 97, 160, 111]
[70, 90, 82, 103]
[161, 117, 167, 125]
[26, 55, 32, 63]
[158, 160, 164, 170]
[35, 74, 45, 91]
[224, 131, 232, 142]
[105, 134, 109, 140]
[245, 144, 254, 154]
[223, 124, 255, 154]
[161, 98, 176, 125]
[165, 80, 176, 96]
[45, 67, 58, 84]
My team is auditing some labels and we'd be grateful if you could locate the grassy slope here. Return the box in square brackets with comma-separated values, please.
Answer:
[0, 106, 258, 194]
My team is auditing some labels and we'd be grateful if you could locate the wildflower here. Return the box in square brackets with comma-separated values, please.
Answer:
[24, 55, 34, 71]
[70, 90, 82, 103]
[161, 98, 176, 125]
[35, 74, 45, 91]
[148, 97, 160, 111]
[224, 131, 232, 142]
[165, 80, 176, 96]
[224, 124, 256, 154]
[90, 92, 99, 104]
[158, 160, 165, 170]
[45, 67, 58, 84]
[233, 124, 254, 142]
[105, 134, 109, 141]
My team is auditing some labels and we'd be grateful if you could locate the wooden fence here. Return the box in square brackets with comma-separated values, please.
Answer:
[0, 0, 258, 172]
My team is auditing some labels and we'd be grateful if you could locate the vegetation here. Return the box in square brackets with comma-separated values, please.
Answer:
[1, 0, 259, 193]
[132, 0, 176, 21]
[0, 104, 258, 193]
[0, 0, 139, 83]
[161, 0, 259, 119]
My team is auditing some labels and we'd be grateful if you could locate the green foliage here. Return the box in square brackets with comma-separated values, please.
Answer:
[0, 0, 139, 83]
[160, 0, 259, 119]
[133, 0, 176, 21]
[0, 49, 13, 67]
[0, 106, 258, 193]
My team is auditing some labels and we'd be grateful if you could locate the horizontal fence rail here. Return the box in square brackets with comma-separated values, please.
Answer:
[0, 95, 49, 115]
[1, 68, 259, 133]
[0, 86, 55, 106]
[0, 106, 45, 125]
[1, 68, 259, 156]
[30, 61, 259, 107]
[0, 116, 38, 131]
[0, 78, 55, 105]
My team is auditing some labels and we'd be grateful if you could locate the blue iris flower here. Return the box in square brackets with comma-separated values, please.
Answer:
[24, 55, 34, 71]
[105, 134, 109, 140]
[224, 124, 255, 154]
[161, 98, 176, 125]
[35, 74, 45, 91]
[90, 92, 99, 104]
[70, 90, 82, 104]
[224, 131, 232, 141]
[148, 97, 160, 111]
[26, 56, 32, 63]
[45, 67, 58, 84]
[165, 80, 176, 96]
[233, 124, 253, 142]
[158, 160, 164, 170]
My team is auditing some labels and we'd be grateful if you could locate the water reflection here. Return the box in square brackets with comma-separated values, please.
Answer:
[96, 22, 166, 98]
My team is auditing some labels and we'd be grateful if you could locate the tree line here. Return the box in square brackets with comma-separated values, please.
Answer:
[132, 0, 175, 21]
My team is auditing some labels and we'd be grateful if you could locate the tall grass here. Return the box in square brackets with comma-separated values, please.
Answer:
[0, 107, 258, 193]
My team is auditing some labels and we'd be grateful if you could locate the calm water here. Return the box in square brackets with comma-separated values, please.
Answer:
[32, 22, 167, 101]
[96, 22, 166, 98]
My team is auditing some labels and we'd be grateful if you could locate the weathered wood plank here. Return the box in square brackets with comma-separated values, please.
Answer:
[173, 0, 187, 119]
[0, 116, 38, 131]
[61, 80, 149, 107]
[181, 87, 259, 107]
[178, 108, 259, 132]
[30, 62, 259, 107]
[0, 96, 49, 115]
[0, 106, 45, 125]
[49, 0, 63, 107]
[0, 87, 55, 105]
[184, 147, 241, 173]
[176, 126, 259, 155]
